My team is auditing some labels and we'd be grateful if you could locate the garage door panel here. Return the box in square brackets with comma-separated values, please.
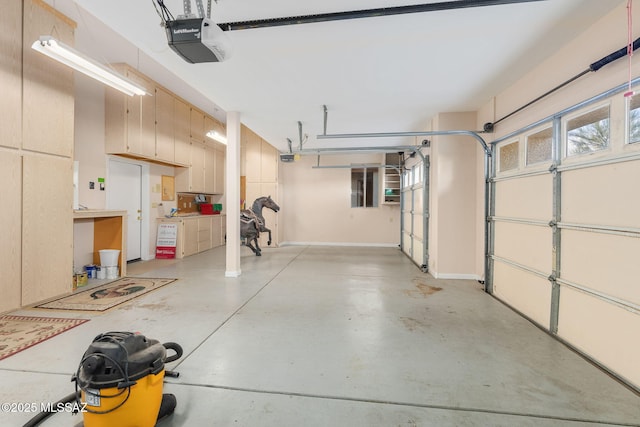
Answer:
[412, 238, 423, 267]
[558, 287, 640, 387]
[413, 189, 423, 214]
[494, 221, 551, 274]
[495, 174, 552, 220]
[413, 215, 423, 237]
[402, 232, 412, 257]
[563, 161, 640, 228]
[562, 230, 640, 305]
[494, 261, 551, 328]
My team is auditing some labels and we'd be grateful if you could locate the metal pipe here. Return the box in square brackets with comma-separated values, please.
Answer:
[218, 0, 545, 31]
[297, 145, 423, 155]
[317, 130, 491, 156]
[323, 105, 328, 135]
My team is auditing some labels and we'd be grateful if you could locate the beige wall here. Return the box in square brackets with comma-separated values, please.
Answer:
[429, 112, 482, 278]
[280, 153, 401, 245]
[489, 3, 640, 139]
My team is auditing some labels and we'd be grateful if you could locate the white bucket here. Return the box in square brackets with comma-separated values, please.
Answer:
[105, 266, 119, 280]
[99, 249, 120, 267]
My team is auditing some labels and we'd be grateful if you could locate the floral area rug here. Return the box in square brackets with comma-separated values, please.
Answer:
[0, 315, 89, 361]
[36, 277, 177, 312]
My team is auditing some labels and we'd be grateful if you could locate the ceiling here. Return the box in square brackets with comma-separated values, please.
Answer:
[48, 0, 623, 152]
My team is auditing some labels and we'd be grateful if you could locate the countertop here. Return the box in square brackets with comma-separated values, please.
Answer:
[73, 209, 127, 219]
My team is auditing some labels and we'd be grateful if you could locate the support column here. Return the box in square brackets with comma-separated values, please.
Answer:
[225, 111, 241, 277]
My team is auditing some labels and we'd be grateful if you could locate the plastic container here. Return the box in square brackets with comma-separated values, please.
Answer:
[84, 264, 97, 279]
[105, 266, 119, 280]
[96, 266, 106, 280]
[213, 203, 222, 214]
[199, 203, 213, 215]
[99, 249, 120, 267]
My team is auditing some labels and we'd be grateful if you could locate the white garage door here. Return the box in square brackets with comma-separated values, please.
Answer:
[401, 153, 429, 272]
[489, 93, 640, 390]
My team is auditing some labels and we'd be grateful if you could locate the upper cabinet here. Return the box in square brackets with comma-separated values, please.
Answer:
[190, 108, 205, 142]
[22, 0, 74, 157]
[154, 86, 175, 163]
[0, 0, 21, 150]
[103, 67, 226, 195]
[174, 98, 191, 166]
[105, 65, 155, 158]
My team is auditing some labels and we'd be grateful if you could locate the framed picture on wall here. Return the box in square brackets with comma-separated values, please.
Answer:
[161, 175, 175, 201]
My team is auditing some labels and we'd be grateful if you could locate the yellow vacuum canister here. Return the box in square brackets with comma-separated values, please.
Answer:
[73, 332, 180, 427]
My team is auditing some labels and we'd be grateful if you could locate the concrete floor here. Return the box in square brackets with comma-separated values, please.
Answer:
[1, 245, 638, 426]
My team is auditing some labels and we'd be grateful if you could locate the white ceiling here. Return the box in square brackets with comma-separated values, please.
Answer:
[48, 0, 623, 152]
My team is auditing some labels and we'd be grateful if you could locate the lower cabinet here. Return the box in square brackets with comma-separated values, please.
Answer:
[160, 215, 225, 259]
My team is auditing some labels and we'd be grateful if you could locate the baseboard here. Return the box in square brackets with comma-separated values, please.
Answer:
[430, 272, 482, 280]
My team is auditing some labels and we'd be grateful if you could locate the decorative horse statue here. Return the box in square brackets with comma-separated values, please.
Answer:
[240, 196, 280, 256]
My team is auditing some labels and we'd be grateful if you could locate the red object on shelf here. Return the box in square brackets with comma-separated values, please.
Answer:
[200, 203, 213, 215]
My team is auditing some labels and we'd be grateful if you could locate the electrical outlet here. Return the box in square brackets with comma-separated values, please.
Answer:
[89, 182, 95, 189]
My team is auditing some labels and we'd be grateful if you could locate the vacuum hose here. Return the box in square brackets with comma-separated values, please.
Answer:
[22, 391, 80, 427]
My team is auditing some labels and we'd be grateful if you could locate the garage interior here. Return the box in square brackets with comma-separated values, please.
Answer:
[1, 0, 639, 425]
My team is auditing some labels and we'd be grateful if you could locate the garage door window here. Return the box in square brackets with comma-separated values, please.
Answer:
[566, 105, 610, 156]
[499, 141, 519, 172]
[526, 127, 552, 165]
[628, 94, 640, 144]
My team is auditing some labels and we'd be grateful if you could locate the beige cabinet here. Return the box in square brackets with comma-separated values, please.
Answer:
[211, 215, 225, 247]
[183, 218, 199, 257]
[105, 65, 155, 158]
[175, 141, 206, 192]
[0, 151, 22, 312]
[22, 0, 74, 158]
[22, 156, 74, 305]
[204, 144, 216, 194]
[190, 108, 205, 142]
[174, 98, 191, 166]
[214, 146, 225, 194]
[197, 217, 212, 252]
[0, 0, 76, 311]
[155, 86, 175, 163]
[161, 215, 223, 258]
[0, 0, 21, 150]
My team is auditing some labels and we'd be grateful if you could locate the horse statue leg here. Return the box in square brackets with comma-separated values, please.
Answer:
[263, 226, 272, 246]
[243, 222, 261, 256]
[253, 235, 262, 256]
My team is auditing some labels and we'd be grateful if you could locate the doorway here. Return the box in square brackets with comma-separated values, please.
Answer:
[108, 159, 143, 262]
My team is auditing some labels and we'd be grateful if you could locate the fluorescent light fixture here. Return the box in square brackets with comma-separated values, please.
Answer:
[31, 36, 147, 96]
[206, 130, 227, 144]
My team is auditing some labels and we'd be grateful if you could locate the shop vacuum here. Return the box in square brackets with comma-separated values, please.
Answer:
[23, 331, 183, 427]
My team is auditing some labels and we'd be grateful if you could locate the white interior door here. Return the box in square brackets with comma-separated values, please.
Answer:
[109, 159, 142, 261]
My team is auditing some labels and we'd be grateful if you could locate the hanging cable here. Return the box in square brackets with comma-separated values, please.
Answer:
[485, 35, 640, 132]
[153, 0, 174, 25]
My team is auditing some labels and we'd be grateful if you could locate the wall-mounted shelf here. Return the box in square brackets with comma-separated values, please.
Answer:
[383, 153, 401, 204]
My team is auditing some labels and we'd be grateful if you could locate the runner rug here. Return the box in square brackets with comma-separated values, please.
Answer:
[36, 277, 177, 312]
[0, 315, 89, 361]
